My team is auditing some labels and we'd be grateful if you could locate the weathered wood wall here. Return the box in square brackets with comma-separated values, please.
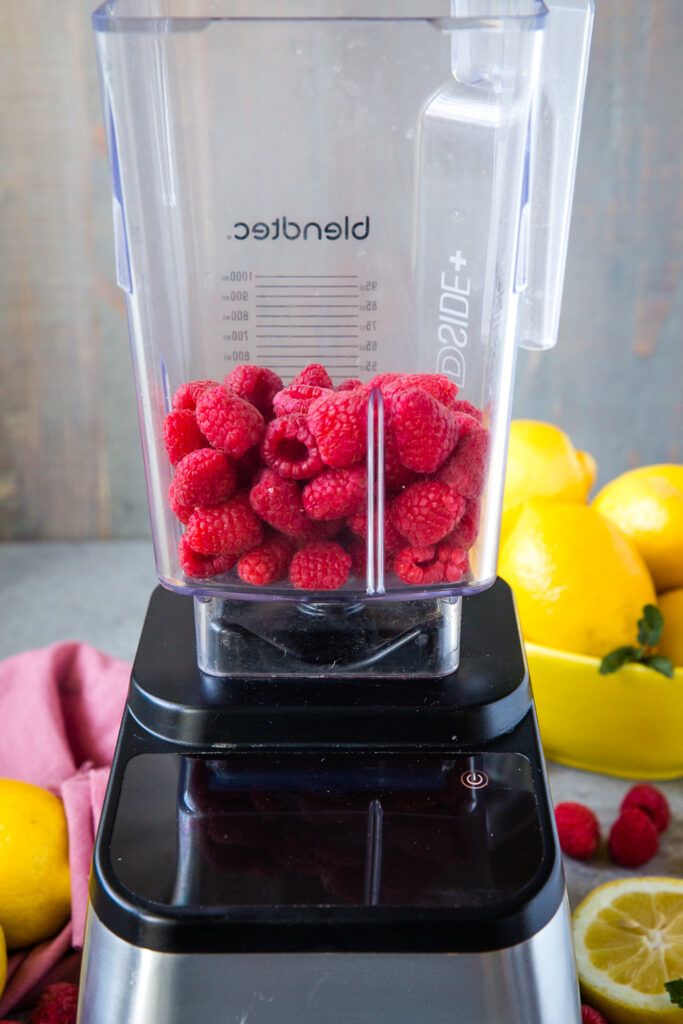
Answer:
[0, 1, 681, 539]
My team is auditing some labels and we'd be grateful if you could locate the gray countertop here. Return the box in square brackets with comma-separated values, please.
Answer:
[1, 540, 681, 918]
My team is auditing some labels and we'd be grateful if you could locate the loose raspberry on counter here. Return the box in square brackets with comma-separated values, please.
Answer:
[554, 802, 600, 860]
[261, 414, 323, 479]
[390, 480, 465, 547]
[581, 1006, 609, 1024]
[289, 541, 352, 590]
[173, 448, 237, 508]
[196, 385, 265, 459]
[237, 536, 293, 586]
[608, 807, 659, 867]
[437, 424, 491, 499]
[224, 364, 283, 419]
[291, 363, 333, 389]
[272, 383, 330, 417]
[168, 481, 194, 524]
[302, 466, 367, 521]
[172, 379, 220, 411]
[621, 783, 670, 833]
[28, 982, 79, 1024]
[163, 409, 209, 466]
[178, 534, 238, 579]
[186, 494, 263, 555]
[389, 389, 458, 473]
[307, 389, 368, 468]
[249, 469, 310, 537]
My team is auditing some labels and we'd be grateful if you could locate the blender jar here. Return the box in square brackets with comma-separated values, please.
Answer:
[93, 0, 592, 619]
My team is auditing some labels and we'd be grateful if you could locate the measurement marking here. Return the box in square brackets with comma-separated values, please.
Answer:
[254, 284, 359, 289]
[257, 334, 358, 339]
[257, 315, 358, 319]
[255, 301, 360, 305]
[254, 274, 359, 279]
[258, 344, 357, 349]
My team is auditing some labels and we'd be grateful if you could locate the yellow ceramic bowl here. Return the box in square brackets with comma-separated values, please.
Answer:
[527, 643, 683, 779]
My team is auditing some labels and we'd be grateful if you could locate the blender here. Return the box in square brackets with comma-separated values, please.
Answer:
[80, 1, 593, 1021]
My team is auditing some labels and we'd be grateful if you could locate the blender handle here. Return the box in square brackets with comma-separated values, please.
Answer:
[517, 0, 594, 351]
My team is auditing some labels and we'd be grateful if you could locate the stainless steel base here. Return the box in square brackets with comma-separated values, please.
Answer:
[77, 895, 581, 1024]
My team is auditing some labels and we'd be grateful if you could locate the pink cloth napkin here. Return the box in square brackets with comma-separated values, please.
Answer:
[0, 642, 130, 1015]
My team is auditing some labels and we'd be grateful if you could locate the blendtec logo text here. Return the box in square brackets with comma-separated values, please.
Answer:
[229, 216, 370, 241]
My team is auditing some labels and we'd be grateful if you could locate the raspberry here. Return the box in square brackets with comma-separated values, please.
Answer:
[621, 783, 670, 833]
[186, 494, 263, 555]
[348, 537, 368, 578]
[453, 410, 483, 440]
[163, 409, 209, 465]
[390, 481, 465, 547]
[554, 802, 600, 860]
[272, 383, 330, 417]
[172, 379, 220, 411]
[393, 543, 468, 585]
[28, 982, 79, 1024]
[381, 372, 459, 410]
[389, 389, 457, 473]
[307, 390, 368, 468]
[437, 424, 491, 499]
[249, 469, 310, 537]
[581, 1007, 609, 1024]
[235, 442, 265, 489]
[261, 414, 323, 479]
[291, 363, 333, 389]
[168, 481, 194, 524]
[443, 498, 481, 550]
[302, 466, 367, 521]
[608, 807, 659, 867]
[289, 541, 352, 590]
[348, 507, 404, 554]
[224, 364, 283, 419]
[452, 399, 483, 422]
[336, 378, 363, 392]
[178, 534, 238, 579]
[382, 425, 418, 491]
[237, 536, 293, 586]
[173, 448, 237, 508]
[195, 385, 265, 458]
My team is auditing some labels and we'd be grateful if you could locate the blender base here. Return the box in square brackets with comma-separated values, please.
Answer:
[77, 580, 581, 1024]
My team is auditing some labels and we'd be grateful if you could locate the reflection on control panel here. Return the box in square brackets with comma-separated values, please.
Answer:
[110, 752, 544, 911]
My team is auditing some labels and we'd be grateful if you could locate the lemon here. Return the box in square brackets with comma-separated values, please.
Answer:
[502, 420, 596, 520]
[573, 877, 683, 1024]
[593, 465, 683, 592]
[0, 779, 71, 950]
[498, 501, 656, 657]
[658, 588, 683, 667]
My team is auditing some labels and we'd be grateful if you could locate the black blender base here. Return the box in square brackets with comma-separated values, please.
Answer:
[77, 581, 581, 1024]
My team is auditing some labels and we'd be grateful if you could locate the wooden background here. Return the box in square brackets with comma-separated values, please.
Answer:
[0, 1, 681, 540]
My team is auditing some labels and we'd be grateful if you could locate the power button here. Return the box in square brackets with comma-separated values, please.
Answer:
[460, 769, 488, 790]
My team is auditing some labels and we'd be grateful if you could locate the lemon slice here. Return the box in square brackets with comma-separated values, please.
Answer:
[573, 877, 683, 1023]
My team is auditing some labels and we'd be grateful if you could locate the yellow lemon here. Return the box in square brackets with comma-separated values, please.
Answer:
[573, 877, 683, 1024]
[498, 501, 656, 657]
[592, 465, 683, 592]
[0, 779, 71, 950]
[502, 420, 596, 520]
[658, 588, 683, 667]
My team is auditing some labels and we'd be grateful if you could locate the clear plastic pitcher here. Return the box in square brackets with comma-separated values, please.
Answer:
[93, 0, 592, 611]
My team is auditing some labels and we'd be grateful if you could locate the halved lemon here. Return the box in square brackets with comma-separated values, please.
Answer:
[573, 877, 683, 1024]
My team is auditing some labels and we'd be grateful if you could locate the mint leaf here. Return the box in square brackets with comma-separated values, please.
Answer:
[642, 655, 675, 679]
[637, 604, 664, 647]
[599, 646, 639, 674]
[665, 978, 683, 1007]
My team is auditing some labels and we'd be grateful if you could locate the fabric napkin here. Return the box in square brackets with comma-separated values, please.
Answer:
[0, 642, 130, 1015]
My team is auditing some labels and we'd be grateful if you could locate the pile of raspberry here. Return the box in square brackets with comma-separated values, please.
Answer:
[163, 363, 490, 591]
